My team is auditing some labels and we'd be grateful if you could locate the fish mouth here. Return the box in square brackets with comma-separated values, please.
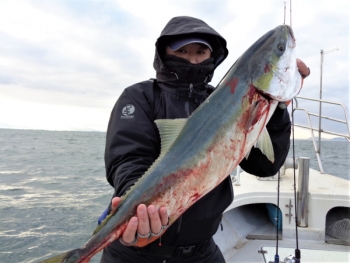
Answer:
[286, 25, 296, 43]
[288, 30, 296, 50]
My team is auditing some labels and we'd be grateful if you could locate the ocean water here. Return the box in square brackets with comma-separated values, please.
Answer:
[0, 129, 111, 263]
[287, 139, 349, 180]
[0, 128, 349, 263]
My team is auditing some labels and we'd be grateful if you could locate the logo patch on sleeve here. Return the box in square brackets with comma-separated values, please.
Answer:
[121, 104, 135, 119]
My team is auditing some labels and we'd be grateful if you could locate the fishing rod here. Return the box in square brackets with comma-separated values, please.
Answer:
[269, 1, 301, 263]
[289, 0, 292, 28]
[283, 0, 292, 27]
[270, 170, 281, 263]
[289, 0, 301, 261]
[284, 2, 286, 24]
[291, 100, 301, 263]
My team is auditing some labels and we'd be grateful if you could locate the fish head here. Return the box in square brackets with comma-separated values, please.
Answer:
[247, 25, 302, 102]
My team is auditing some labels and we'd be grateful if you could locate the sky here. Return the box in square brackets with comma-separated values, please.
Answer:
[0, 0, 349, 139]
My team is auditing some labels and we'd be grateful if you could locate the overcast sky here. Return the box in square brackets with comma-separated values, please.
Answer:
[0, 0, 349, 139]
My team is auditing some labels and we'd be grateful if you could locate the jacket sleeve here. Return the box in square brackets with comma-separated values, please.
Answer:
[104, 84, 160, 197]
[239, 107, 291, 177]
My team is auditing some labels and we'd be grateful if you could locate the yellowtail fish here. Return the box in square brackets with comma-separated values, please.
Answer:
[38, 24, 302, 263]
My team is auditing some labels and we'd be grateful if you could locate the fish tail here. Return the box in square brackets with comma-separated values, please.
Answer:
[38, 248, 84, 263]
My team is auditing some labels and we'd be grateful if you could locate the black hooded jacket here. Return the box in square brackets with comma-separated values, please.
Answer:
[104, 16, 291, 255]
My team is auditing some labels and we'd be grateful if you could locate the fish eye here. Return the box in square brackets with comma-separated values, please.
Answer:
[277, 44, 285, 52]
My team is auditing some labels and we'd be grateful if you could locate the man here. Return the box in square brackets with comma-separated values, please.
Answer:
[101, 16, 310, 263]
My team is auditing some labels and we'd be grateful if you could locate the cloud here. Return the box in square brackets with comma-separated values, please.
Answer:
[0, 96, 110, 131]
[0, 0, 348, 139]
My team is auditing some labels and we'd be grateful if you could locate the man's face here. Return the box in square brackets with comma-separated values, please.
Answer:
[166, 43, 211, 64]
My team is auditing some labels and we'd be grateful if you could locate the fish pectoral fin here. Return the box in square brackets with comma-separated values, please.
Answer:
[155, 118, 187, 156]
[256, 127, 275, 163]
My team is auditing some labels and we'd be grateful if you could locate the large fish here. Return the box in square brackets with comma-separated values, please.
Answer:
[38, 24, 302, 263]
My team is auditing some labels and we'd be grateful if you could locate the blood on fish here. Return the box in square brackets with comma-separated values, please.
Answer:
[246, 84, 257, 104]
[247, 110, 264, 132]
[155, 156, 212, 199]
[227, 77, 239, 94]
[264, 63, 272, 73]
[190, 193, 200, 202]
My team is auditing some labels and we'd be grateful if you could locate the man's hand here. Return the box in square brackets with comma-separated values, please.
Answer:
[296, 58, 310, 79]
[297, 58, 310, 89]
[111, 197, 169, 246]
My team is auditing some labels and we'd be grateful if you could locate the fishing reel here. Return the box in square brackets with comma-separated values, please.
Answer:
[284, 255, 297, 263]
[268, 255, 297, 263]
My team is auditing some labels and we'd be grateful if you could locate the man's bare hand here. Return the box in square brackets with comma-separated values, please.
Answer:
[111, 197, 168, 246]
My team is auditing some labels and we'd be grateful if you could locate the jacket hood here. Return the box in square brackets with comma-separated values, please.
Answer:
[153, 16, 229, 84]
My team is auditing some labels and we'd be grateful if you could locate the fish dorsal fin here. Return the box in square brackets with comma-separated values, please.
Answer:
[155, 118, 187, 156]
[93, 119, 187, 234]
[245, 127, 274, 163]
[93, 119, 187, 236]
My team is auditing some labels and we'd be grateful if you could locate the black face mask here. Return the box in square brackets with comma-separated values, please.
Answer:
[162, 55, 215, 85]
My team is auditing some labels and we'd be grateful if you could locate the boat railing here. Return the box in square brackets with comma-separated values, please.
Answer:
[292, 96, 350, 173]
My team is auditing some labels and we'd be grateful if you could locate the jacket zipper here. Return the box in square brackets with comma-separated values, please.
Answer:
[189, 83, 193, 98]
[185, 83, 193, 117]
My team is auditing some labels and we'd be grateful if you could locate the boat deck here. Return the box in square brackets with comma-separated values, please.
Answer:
[213, 167, 350, 262]
[218, 238, 350, 263]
